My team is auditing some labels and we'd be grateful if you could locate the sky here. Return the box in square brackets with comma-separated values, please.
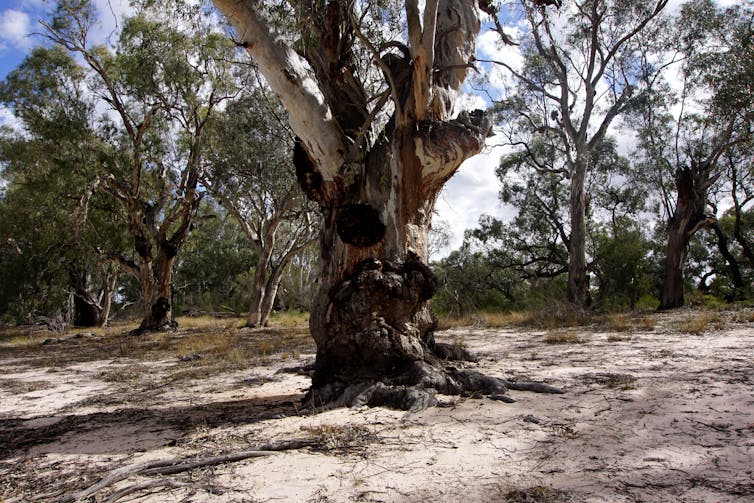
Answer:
[0, 0, 740, 256]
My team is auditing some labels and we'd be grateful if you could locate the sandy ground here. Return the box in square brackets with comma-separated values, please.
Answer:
[1, 308, 753, 502]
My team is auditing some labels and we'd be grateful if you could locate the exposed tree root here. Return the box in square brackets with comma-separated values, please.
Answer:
[307, 359, 565, 413]
[58, 438, 317, 503]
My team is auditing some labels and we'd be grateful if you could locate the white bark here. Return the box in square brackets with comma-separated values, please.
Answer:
[211, 0, 348, 179]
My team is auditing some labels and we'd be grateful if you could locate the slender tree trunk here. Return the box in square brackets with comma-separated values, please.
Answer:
[711, 222, 746, 299]
[247, 244, 273, 327]
[99, 271, 117, 327]
[659, 220, 689, 310]
[567, 159, 588, 307]
[259, 264, 285, 327]
[658, 166, 714, 310]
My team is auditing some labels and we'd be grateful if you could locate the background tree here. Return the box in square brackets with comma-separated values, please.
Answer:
[631, 0, 754, 309]
[41, 1, 239, 330]
[468, 134, 644, 307]
[204, 89, 317, 328]
[486, 0, 669, 307]
[0, 47, 125, 326]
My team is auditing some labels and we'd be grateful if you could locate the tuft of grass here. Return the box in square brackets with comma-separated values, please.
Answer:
[680, 312, 722, 334]
[97, 363, 151, 383]
[301, 424, 377, 452]
[175, 315, 245, 331]
[607, 314, 631, 332]
[174, 331, 251, 366]
[533, 302, 590, 329]
[268, 310, 309, 328]
[637, 315, 656, 331]
[732, 310, 754, 323]
[543, 330, 584, 345]
[503, 485, 573, 502]
[602, 373, 637, 390]
[607, 333, 632, 342]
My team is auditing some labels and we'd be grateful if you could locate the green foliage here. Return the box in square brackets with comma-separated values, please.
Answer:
[173, 206, 256, 313]
[591, 220, 655, 310]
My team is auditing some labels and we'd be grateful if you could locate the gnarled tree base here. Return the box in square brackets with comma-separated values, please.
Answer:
[306, 357, 564, 413]
[308, 258, 563, 413]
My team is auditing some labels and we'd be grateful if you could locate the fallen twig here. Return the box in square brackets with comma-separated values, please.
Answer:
[60, 438, 318, 502]
[103, 479, 190, 503]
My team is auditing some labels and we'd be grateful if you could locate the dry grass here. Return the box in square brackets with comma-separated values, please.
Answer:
[607, 333, 633, 342]
[732, 310, 754, 323]
[437, 308, 589, 330]
[543, 330, 585, 345]
[97, 363, 152, 383]
[267, 310, 309, 328]
[607, 313, 631, 332]
[175, 315, 245, 331]
[502, 485, 574, 502]
[300, 424, 377, 452]
[680, 312, 723, 334]
[637, 315, 656, 331]
[602, 373, 637, 390]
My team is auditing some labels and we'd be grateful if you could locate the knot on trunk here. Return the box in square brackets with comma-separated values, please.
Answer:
[335, 204, 386, 247]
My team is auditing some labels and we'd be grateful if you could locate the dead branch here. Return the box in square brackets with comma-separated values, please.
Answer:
[103, 479, 191, 503]
[60, 438, 318, 502]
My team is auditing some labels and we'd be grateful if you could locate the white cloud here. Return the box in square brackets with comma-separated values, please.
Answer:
[434, 133, 515, 257]
[0, 9, 32, 50]
[89, 0, 135, 45]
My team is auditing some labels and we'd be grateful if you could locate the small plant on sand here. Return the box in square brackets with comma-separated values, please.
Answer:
[301, 424, 377, 452]
[602, 373, 637, 390]
[637, 315, 656, 331]
[543, 330, 584, 344]
[680, 312, 722, 334]
[607, 333, 633, 342]
[503, 485, 573, 502]
[97, 363, 150, 383]
[607, 313, 631, 332]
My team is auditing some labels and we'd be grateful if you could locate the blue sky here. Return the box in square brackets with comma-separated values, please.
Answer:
[0, 0, 47, 80]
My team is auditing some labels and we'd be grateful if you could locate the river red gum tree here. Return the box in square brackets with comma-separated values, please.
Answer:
[213, 0, 562, 409]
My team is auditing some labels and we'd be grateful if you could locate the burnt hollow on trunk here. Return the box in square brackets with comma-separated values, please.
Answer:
[336, 204, 386, 247]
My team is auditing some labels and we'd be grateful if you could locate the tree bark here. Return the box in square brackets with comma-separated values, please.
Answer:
[246, 244, 273, 327]
[658, 166, 715, 310]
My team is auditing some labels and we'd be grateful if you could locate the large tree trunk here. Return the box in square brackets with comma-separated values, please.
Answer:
[214, 0, 564, 410]
[566, 160, 588, 307]
[302, 118, 531, 409]
[658, 166, 715, 310]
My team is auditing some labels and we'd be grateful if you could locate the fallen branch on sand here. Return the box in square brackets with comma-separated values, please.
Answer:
[57, 438, 318, 503]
